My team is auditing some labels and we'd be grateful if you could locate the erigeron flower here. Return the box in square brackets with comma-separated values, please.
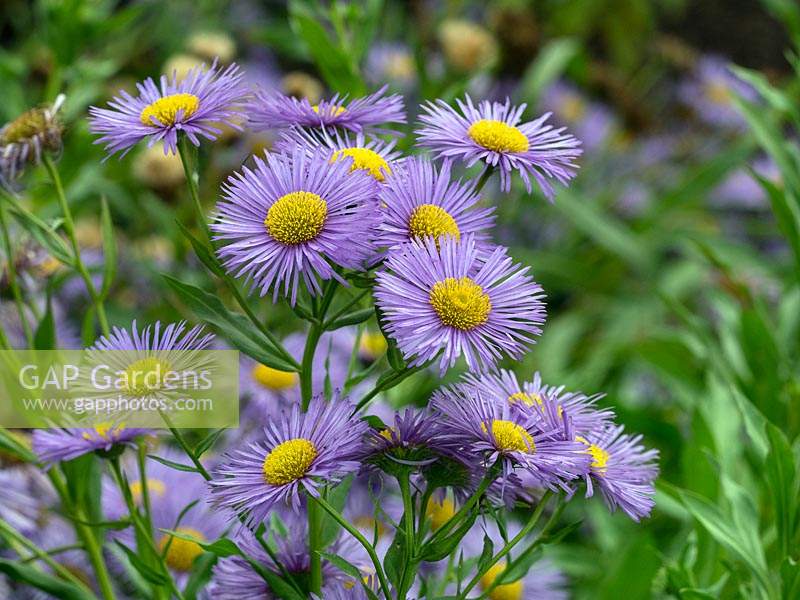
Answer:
[89, 59, 249, 158]
[212, 149, 380, 305]
[374, 236, 546, 374]
[416, 95, 582, 197]
[0, 94, 64, 185]
[209, 395, 368, 526]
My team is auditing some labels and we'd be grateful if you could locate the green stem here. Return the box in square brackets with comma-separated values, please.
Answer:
[0, 201, 33, 346]
[48, 469, 116, 600]
[352, 364, 424, 414]
[311, 494, 393, 600]
[459, 491, 554, 599]
[41, 155, 110, 338]
[137, 442, 154, 535]
[177, 136, 212, 243]
[307, 495, 323, 596]
[0, 519, 94, 595]
[300, 323, 323, 411]
[110, 458, 184, 600]
[427, 467, 497, 544]
[474, 168, 494, 193]
[322, 288, 370, 329]
[162, 412, 212, 481]
[397, 474, 417, 598]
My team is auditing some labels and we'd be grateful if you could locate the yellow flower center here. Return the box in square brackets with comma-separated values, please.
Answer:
[2, 108, 51, 144]
[312, 104, 346, 116]
[561, 94, 586, 122]
[159, 527, 206, 572]
[262, 438, 318, 485]
[467, 119, 529, 153]
[705, 81, 731, 105]
[265, 191, 328, 245]
[408, 204, 461, 245]
[251, 363, 298, 391]
[359, 331, 387, 359]
[331, 147, 392, 181]
[130, 478, 167, 504]
[140, 93, 200, 127]
[481, 420, 534, 453]
[379, 428, 395, 442]
[576, 436, 609, 470]
[429, 277, 491, 331]
[426, 498, 456, 531]
[507, 391, 542, 407]
[82, 422, 125, 441]
[479, 562, 523, 600]
[123, 357, 172, 397]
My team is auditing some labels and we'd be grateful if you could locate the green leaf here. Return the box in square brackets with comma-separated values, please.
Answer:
[193, 428, 225, 458]
[147, 454, 201, 474]
[418, 507, 479, 562]
[318, 551, 362, 579]
[754, 172, 800, 275]
[320, 476, 354, 547]
[516, 38, 580, 105]
[326, 307, 374, 330]
[182, 551, 217, 600]
[177, 220, 225, 279]
[764, 423, 798, 557]
[162, 275, 296, 372]
[0, 558, 95, 600]
[33, 293, 55, 350]
[8, 205, 72, 266]
[114, 540, 169, 585]
[99, 196, 117, 298]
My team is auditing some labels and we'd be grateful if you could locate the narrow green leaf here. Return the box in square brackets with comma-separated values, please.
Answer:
[99, 196, 117, 298]
[0, 558, 95, 600]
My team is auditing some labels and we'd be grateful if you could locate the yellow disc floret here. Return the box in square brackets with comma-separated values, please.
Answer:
[263, 438, 318, 485]
[312, 104, 346, 117]
[479, 561, 524, 600]
[265, 191, 328, 245]
[467, 119, 529, 153]
[576, 436, 609, 471]
[123, 356, 172, 397]
[82, 422, 125, 442]
[426, 498, 456, 531]
[482, 420, 534, 453]
[331, 148, 392, 181]
[140, 93, 200, 127]
[159, 527, 206, 572]
[251, 363, 298, 391]
[429, 277, 491, 331]
[507, 391, 542, 407]
[408, 204, 461, 245]
[130, 478, 167, 504]
[359, 331, 388, 360]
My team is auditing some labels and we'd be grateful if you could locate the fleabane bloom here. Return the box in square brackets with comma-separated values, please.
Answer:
[277, 127, 401, 182]
[374, 236, 546, 373]
[578, 424, 659, 521]
[0, 94, 64, 184]
[212, 149, 380, 305]
[416, 95, 582, 197]
[431, 387, 589, 495]
[32, 424, 150, 466]
[248, 84, 406, 135]
[462, 369, 614, 437]
[209, 395, 368, 526]
[378, 157, 495, 251]
[88, 59, 248, 158]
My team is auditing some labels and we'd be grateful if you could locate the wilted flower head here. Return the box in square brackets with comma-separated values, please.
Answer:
[377, 156, 495, 252]
[374, 236, 546, 374]
[89, 59, 249, 158]
[416, 95, 582, 197]
[187, 31, 236, 63]
[248, 85, 406, 135]
[0, 94, 64, 185]
[438, 19, 498, 72]
[281, 72, 325, 103]
[133, 142, 185, 189]
[579, 423, 659, 521]
[209, 395, 368, 526]
[212, 149, 380, 305]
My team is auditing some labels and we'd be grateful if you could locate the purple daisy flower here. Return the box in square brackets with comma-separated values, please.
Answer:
[579, 423, 659, 521]
[248, 84, 406, 135]
[210, 511, 369, 599]
[431, 385, 589, 496]
[377, 156, 495, 252]
[416, 95, 582, 197]
[32, 424, 150, 465]
[276, 127, 402, 182]
[88, 59, 249, 158]
[374, 236, 546, 374]
[212, 149, 380, 305]
[461, 369, 614, 437]
[209, 395, 368, 526]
